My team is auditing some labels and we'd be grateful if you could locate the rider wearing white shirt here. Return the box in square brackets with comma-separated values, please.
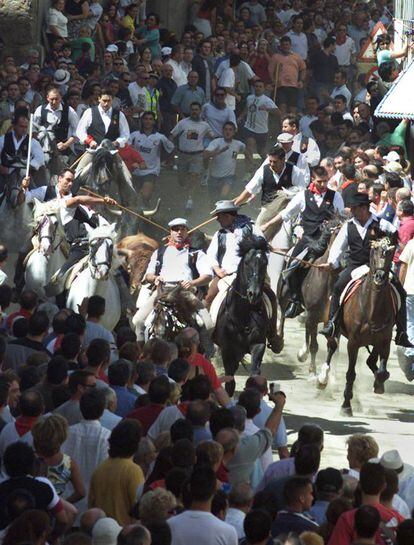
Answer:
[133, 218, 213, 341]
[33, 87, 79, 155]
[282, 115, 321, 167]
[76, 89, 130, 149]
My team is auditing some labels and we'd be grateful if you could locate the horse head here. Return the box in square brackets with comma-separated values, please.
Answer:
[90, 139, 118, 189]
[237, 235, 269, 305]
[32, 199, 62, 257]
[88, 223, 117, 280]
[370, 238, 395, 286]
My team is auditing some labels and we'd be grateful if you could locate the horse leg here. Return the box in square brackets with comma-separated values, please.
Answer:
[250, 343, 266, 376]
[317, 336, 338, 389]
[366, 347, 379, 375]
[297, 324, 310, 364]
[341, 341, 358, 416]
[373, 343, 391, 394]
[308, 322, 319, 376]
[221, 347, 239, 398]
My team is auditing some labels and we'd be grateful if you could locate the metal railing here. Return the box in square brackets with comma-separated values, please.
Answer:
[395, 0, 414, 22]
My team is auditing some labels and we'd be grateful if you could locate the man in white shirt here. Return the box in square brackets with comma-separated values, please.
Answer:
[129, 110, 174, 204]
[319, 192, 411, 346]
[234, 144, 306, 239]
[261, 166, 344, 318]
[218, 55, 240, 112]
[299, 96, 319, 138]
[330, 69, 352, 109]
[166, 45, 188, 87]
[170, 102, 214, 211]
[202, 88, 237, 137]
[333, 26, 356, 72]
[204, 121, 245, 204]
[242, 80, 278, 172]
[33, 86, 78, 163]
[76, 88, 130, 149]
[0, 113, 44, 182]
[399, 238, 414, 357]
[168, 466, 238, 545]
[128, 70, 149, 116]
[275, 132, 310, 185]
[132, 218, 213, 342]
[281, 115, 321, 167]
[287, 15, 308, 60]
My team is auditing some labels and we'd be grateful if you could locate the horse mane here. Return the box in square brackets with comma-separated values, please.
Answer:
[157, 286, 200, 323]
[371, 237, 394, 250]
[88, 224, 117, 243]
[307, 215, 344, 256]
[31, 198, 61, 224]
[91, 146, 115, 181]
[238, 234, 269, 257]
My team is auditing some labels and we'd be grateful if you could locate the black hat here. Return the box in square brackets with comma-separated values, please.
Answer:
[348, 192, 370, 208]
[315, 467, 343, 493]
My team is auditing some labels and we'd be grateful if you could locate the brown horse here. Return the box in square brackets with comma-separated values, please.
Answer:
[322, 238, 397, 415]
[276, 219, 341, 375]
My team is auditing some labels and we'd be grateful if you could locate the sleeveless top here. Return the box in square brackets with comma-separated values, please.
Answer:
[46, 453, 72, 496]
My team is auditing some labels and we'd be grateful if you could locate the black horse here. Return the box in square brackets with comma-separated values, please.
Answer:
[213, 234, 273, 396]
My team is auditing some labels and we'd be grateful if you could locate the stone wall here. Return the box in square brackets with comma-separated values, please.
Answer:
[147, 0, 192, 38]
[0, 0, 46, 62]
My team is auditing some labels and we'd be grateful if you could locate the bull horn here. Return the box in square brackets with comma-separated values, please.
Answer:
[204, 234, 213, 242]
[142, 198, 161, 217]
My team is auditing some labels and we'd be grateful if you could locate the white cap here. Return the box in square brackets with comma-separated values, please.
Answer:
[277, 132, 294, 144]
[383, 150, 400, 162]
[379, 450, 414, 482]
[53, 69, 70, 85]
[92, 517, 122, 545]
[383, 161, 402, 174]
[168, 218, 188, 228]
[161, 46, 172, 56]
[106, 44, 118, 53]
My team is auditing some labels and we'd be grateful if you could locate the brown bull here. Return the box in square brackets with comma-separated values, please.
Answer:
[117, 234, 159, 292]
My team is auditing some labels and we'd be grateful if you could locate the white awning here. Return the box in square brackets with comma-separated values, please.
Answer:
[375, 59, 414, 120]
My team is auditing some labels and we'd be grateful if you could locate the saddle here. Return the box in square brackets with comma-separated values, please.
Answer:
[209, 274, 273, 326]
[339, 265, 400, 311]
[48, 256, 89, 293]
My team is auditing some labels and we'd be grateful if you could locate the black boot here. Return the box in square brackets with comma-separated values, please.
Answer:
[320, 320, 335, 337]
[284, 300, 304, 319]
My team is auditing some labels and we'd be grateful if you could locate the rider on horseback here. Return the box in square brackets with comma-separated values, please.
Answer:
[0, 111, 44, 190]
[33, 86, 79, 165]
[205, 200, 280, 352]
[319, 192, 413, 347]
[261, 166, 344, 318]
[133, 218, 213, 342]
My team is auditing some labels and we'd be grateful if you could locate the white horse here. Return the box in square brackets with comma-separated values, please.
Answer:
[24, 199, 67, 300]
[66, 224, 121, 331]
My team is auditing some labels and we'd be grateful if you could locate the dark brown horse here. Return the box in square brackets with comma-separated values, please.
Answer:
[276, 219, 342, 375]
[322, 238, 397, 415]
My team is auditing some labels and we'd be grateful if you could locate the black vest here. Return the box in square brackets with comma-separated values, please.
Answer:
[88, 106, 120, 144]
[40, 104, 70, 143]
[347, 219, 382, 268]
[262, 163, 294, 204]
[64, 206, 99, 246]
[217, 218, 253, 267]
[287, 151, 300, 166]
[0, 132, 29, 168]
[301, 189, 336, 236]
[154, 246, 200, 280]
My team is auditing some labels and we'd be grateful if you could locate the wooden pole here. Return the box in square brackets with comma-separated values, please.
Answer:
[25, 114, 34, 179]
[69, 151, 88, 170]
[273, 63, 280, 103]
[79, 187, 169, 233]
[188, 216, 217, 234]
[270, 248, 325, 269]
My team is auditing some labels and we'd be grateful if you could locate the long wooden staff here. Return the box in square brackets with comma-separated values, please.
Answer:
[25, 114, 34, 178]
[273, 63, 280, 103]
[270, 248, 326, 269]
[69, 151, 88, 170]
[79, 187, 169, 233]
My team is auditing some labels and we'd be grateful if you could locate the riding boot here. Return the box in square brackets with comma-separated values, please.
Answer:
[12, 252, 28, 302]
[284, 269, 304, 319]
[114, 268, 136, 314]
[392, 278, 414, 347]
[320, 292, 340, 337]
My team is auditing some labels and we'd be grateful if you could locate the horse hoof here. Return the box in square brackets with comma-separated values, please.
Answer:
[297, 349, 309, 363]
[317, 363, 330, 387]
[340, 406, 353, 417]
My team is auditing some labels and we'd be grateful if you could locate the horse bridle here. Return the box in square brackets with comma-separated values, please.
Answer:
[89, 236, 114, 271]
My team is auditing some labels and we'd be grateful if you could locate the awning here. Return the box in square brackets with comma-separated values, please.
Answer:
[375, 59, 414, 121]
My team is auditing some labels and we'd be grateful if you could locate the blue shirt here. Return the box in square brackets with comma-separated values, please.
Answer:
[309, 500, 330, 525]
[100, 409, 122, 431]
[253, 398, 287, 449]
[193, 425, 212, 446]
[111, 385, 136, 417]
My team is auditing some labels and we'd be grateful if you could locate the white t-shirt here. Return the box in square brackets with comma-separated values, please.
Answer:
[48, 8, 68, 37]
[218, 68, 236, 111]
[128, 82, 147, 109]
[129, 131, 174, 176]
[168, 510, 238, 545]
[244, 94, 277, 134]
[206, 138, 245, 178]
[400, 239, 414, 294]
[145, 246, 212, 283]
[333, 37, 356, 66]
[170, 118, 212, 153]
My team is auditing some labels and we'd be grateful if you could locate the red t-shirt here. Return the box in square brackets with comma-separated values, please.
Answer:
[188, 353, 221, 390]
[328, 503, 404, 545]
[118, 144, 144, 173]
[127, 403, 165, 435]
[7, 308, 31, 331]
[395, 216, 414, 262]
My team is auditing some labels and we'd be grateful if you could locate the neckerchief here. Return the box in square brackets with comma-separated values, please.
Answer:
[168, 237, 191, 250]
[309, 182, 327, 196]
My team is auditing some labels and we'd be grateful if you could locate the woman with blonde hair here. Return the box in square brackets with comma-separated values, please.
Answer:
[139, 488, 177, 526]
